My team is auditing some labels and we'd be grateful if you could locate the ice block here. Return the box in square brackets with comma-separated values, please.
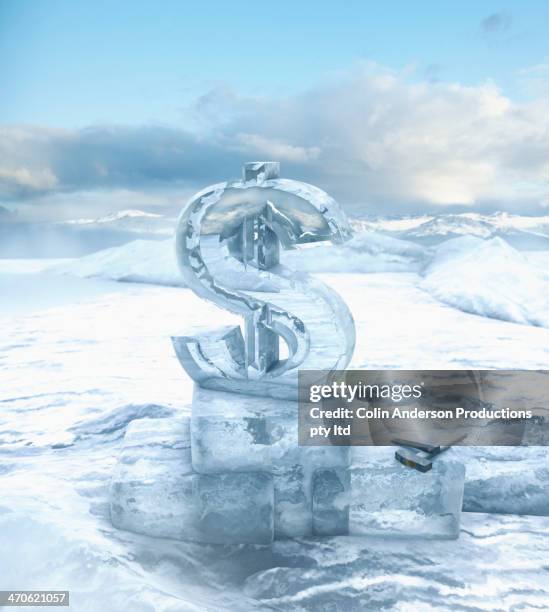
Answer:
[109, 417, 275, 544]
[190, 385, 349, 538]
[191, 385, 349, 473]
[350, 447, 465, 539]
[458, 446, 549, 516]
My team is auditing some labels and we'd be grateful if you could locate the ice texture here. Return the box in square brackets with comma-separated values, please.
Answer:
[191, 385, 293, 473]
[272, 466, 312, 539]
[109, 417, 198, 540]
[312, 468, 350, 536]
[350, 447, 465, 539]
[109, 417, 274, 544]
[191, 385, 349, 538]
[4, 260, 549, 609]
[459, 446, 549, 516]
[171, 168, 356, 399]
[191, 386, 349, 473]
[194, 472, 274, 545]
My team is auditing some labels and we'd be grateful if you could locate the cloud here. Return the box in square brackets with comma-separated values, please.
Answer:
[0, 125, 239, 200]
[234, 133, 321, 163]
[0, 166, 57, 191]
[2, 63, 549, 215]
[481, 12, 512, 34]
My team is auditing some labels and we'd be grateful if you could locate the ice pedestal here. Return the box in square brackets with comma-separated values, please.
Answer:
[349, 447, 465, 539]
[109, 417, 196, 540]
[191, 386, 350, 539]
[191, 386, 349, 473]
[109, 417, 274, 544]
[109, 384, 350, 543]
[109, 393, 466, 543]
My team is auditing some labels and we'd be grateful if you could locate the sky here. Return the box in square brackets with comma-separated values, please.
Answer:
[1, 0, 549, 219]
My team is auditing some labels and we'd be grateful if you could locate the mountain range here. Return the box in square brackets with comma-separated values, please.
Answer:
[2, 208, 549, 258]
[351, 212, 549, 249]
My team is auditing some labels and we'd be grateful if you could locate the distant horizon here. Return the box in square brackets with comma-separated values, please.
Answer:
[5, 201, 549, 224]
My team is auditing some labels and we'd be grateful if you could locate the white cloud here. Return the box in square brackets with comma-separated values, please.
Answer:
[0, 166, 58, 191]
[234, 133, 320, 163]
[198, 64, 549, 209]
[2, 64, 549, 215]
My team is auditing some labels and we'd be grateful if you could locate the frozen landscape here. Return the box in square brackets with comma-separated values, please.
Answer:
[2, 213, 549, 610]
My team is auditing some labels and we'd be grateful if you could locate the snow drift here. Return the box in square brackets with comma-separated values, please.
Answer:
[421, 236, 549, 327]
[50, 231, 430, 285]
[49, 230, 549, 330]
[51, 239, 184, 286]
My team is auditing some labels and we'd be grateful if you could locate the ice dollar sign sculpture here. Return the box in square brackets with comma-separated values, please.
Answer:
[172, 162, 355, 400]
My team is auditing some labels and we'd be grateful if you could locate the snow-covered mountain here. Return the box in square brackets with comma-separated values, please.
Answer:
[60, 209, 176, 236]
[351, 212, 549, 248]
[5, 207, 549, 258]
[49, 228, 549, 330]
[421, 236, 549, 327]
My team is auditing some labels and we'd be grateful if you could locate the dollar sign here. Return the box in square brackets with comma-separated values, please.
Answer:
[172, 162, 355, 400]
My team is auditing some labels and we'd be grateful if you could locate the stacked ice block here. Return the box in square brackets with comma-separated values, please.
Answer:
[110, 388, 467, 543]
[110, 385, 350, 543]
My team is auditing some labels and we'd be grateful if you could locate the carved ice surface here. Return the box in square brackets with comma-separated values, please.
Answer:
[350, 447, 465, 539]
[195, 472, 274, 545]
[172, 162, 356, 400]
[273, 466, 312, 539]
[109, 417, 275, 544]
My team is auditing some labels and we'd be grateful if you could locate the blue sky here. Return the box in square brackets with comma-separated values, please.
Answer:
[2, 0, 548, 126]
[1, 1, 549, 217]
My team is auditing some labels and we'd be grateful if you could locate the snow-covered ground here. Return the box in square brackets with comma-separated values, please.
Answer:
[58, 209, 177, 236]
[1, 250, 549, 609]
[49, 231, 549, 331]
[421, 236, 549, 328]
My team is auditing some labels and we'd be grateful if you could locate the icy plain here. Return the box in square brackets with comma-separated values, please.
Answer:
[2, 232, 549, 610]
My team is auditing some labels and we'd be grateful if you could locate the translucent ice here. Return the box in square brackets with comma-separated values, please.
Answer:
[191, 385, 349, 538]
[194, 472, 274, 544]
[458, 446, 549, 516]
[109, 417, 274, 544]
[191, 385, 349, 474]
[350, 447, 465, 539]
[312, 468, 350, 536]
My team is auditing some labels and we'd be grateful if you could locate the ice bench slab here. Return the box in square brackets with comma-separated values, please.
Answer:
[458, 446, 549, 516]
[349, 447, 465, 539]
[109, 417, 274, 544]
